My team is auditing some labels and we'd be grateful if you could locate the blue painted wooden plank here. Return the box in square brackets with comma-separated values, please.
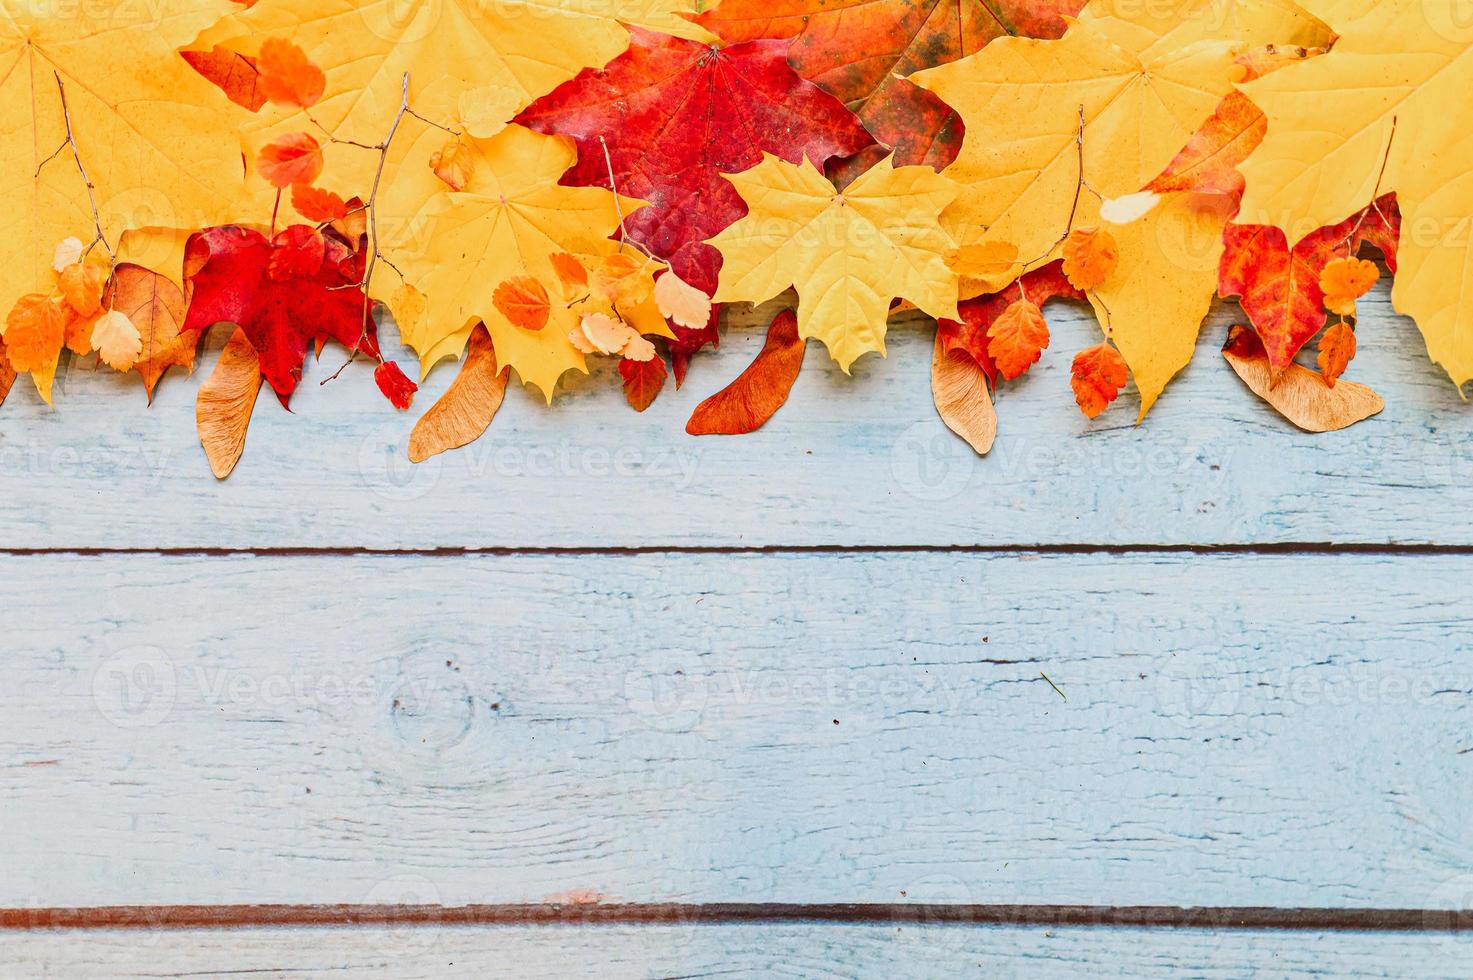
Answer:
[5, 923, 1472, 978]
[6, 551, 1471, 908]
[0, 285, 1467, 548]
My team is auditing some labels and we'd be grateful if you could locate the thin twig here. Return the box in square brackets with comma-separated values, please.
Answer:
[44, 72, 115, 271]
[1340, 115, 1398, 255]
[322, 72, 420, 385]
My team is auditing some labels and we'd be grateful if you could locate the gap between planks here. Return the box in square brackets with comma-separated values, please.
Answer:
[5, 904, 1473, 932]
[3, 543, 1473, 558]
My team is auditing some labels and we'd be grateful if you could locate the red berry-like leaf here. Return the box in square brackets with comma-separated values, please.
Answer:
[374, 360, 418, 409]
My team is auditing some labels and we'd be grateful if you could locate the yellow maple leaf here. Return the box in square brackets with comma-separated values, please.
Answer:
[0, 0, 248, 399]
[1238, 1, 1473, 388]
[386, 125, 669, 400]
[910, 0, 1330, 415]
[708, 154, 960, 372]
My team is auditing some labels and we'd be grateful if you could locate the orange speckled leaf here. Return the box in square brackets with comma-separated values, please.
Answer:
[1070, 342, 1129, 419]
[1317, 321, 1356, 387]
[987, 299, 1048, 381]
[1146, 90, 1266, 196]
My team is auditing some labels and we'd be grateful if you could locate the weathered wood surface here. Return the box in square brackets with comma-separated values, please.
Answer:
[0, 284, 1466, 549]
[7, 552, 1470, 909]
[6, 923, 1473, 978]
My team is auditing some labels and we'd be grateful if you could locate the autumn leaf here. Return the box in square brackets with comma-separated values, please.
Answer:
[653, 272, 713, 331]
[91, 311, 143, 372]
[429, 141, 476, 192]
[257, 38, 324, 109]
[709, 155, 959, 371]
[291, 184, 350, 223]
[1317, 321, 1356, 387]
[257, 132, 324, 189]
[493, 277, 552, 333]
[696, 0, 1083, 172]
[0, 1, 247, 340]
[1222, 324, 1381, 431]
[197, 327, 264, 479]
[1319, 256, 1379, 317]
[374, 361, 418, 410]
[103, 265, 198, 403]
[936, 263, 1082, 386]
[987, 299, 1049, 380]
[1145, 90, 1267, 196]
[911, 1, 1329, 415]
[385, 125, 666, 401]
[0, 335, 16, 409]
[687, 309, 806, 435]
[192, 0, 712, 239]
[620, 356, 668, 412]
[1237, 1, 1473, 387]
[516, 29, 873, 375]
[1061, 228, 1119, 291]
[1070, 342, 1129, 419]
[570, 312, 656, 361]
[2, 295, 65, 403]
[1218, 195, 1397, 379]
[182, 225, 379, 405]
[182, 45, 266, 112]
[931, 336, 996, 455]
[408, 325, 508, 463]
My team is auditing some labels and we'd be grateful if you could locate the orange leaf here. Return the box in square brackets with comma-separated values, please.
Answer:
[687, 309, 805, 435]
[1070, 342, 1129, 419]
[1061, 228, 1118, 291]
[408, 325, 508, 463]
[257, 132, 323, 189]
[104, 264, 197, 402]
[986, 299, 1048, 380]
[196, 327, 263, 479]
[1317, 321, 1356, 388]
[619, 355, 667, 412]
[3, 294, 65, 376]
[0, 334, 16, 409]
[493, 276, 551, 331]
[549, 252, 589, 298]
[58, 261, 105, 316]
[429, 140, 476, 191]
[1319, 256, 1379, 317]
[292, 184, 349, 222]
[257, 37, 325, 109]
[1146, 91, 1266, 195]
[592, 251, 652, 306]
[182, 45, 266, 111]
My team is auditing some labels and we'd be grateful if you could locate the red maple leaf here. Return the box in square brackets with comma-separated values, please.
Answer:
[182, 225, 379, 406]
[515, 28, 873, 380]
[1219, 194, 1398, 379]
[695, 0, 1082, 175]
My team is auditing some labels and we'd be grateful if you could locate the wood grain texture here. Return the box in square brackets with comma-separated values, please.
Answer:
[7, 552, 1471, 909]
[0, 284, 1468, 550]
[6, 923, 1473, 978]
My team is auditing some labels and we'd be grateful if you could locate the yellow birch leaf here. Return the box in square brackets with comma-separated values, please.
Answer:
[1238, 1, 1473, 388]
[708, 154, 960, 372]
